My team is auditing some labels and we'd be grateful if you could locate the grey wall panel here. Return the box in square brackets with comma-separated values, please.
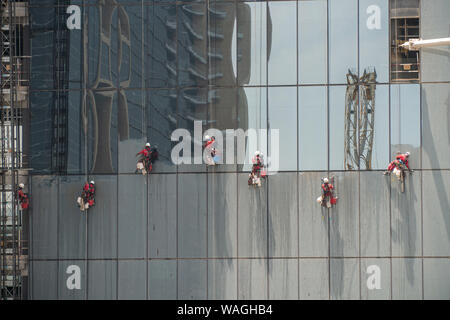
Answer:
[422, 83, 450, 169]
[58, 260, 86, 300]
[360, 172, 390, 257]
[148, 260, 177, 300]
[330, 258, 360, 300]
[330, 172, 359, 257]
[148, 174, 177, 258]
[31, 261, 58, 300]
[31, 176, 58, 259]
[423, 171, 450, 256]
[299, 258, 329, 300]
[178, 174, 207, 258]
[208, 173, 237, 258]
[423, 258, 450, 300]
[118, 260, 147, 300]
[87, 175, 118, 259]
[268, 259, 298, 300]
[118, 175, 146, 259]
[391, 173, 422, 257]
[58, 176, 86, 260]
[360, 258, 391, 300]
[238, 259, 268, 300]
[392, 258, 422, 300]
[268, 173, 298, 258]
[238, 173, 268, 258]
[208, 259, 237, 300]
[87, 260, 117, 300]
[178, 259, 207, 300]
[299, 172, 329, 257]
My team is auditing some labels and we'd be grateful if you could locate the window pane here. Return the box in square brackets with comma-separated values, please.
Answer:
[359, 0, 389, 83]
[144, 4, 177, 88]
[207, 88, 237, 171]
[237, 1, 267, 86]
[178, 2, 208, 87]
[329, 0, 357, 84]
[238, 87, 267, 171]
[87, 90, 118, 174]
[390, 84, 420, 169]
[422, 84, 450, 169]
[87, 4, 119, 89]
[298, 87, 327, 170]
[360, 84, 389, 170]
[268, 87, 297, 171]
[120, 5, 143, 89]
[329, 86, 348, 170]
[147, 89, 178, 173]
[421, 0, 450, 82]
[118, 90, 146, 173]
[268, 1, 297, 85]
[208, 2, 237, 86]
[298, 0, 327, 85]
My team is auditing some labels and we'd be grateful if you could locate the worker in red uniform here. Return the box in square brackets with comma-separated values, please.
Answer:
[82, 180, 95, 207]
[204, 135, 215, 149]
[137, 142, 155, 172]
[17, 183, 29, 209]
[318, 177, 337, 208]
[248, 151, 266, 186]
[384, 152, 412, 175]
[204, 135, 217, 166]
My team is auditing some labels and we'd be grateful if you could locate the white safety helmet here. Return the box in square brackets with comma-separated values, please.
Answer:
[146, 143, 151, 147]
[204, 135, 210, 141]
[19, 183, 24, 189]
[255, 151, 261, 156]
[323, 178, 329, 184]
[405, 152, 410, 157]
[90, 181, 95, 185]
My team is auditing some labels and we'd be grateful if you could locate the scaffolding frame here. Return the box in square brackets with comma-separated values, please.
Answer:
[1, 0, 29, 300]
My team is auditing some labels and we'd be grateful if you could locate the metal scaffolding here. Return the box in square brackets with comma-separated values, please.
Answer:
[1, 0, 29, 300]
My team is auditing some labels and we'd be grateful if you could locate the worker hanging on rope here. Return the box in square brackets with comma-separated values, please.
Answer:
[203, 135, 220, 166]
[136, 142, 159, 175]
[317, 177, 338, 208]
[383, 152, 413, 176]
[77, 180, 95, 212]
[248, 151, 267, 187]
[16, 183, 29, 210]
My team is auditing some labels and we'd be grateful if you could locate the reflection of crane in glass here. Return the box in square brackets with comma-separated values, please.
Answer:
[344, 68, 377, 170]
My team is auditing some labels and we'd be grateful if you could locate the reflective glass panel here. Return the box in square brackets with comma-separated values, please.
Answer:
[268, 87, 297, 171]
[208, 2, 237, 86]
[298, 86, 327, 170]
[421, 0, 450, 82]
[329, 0, 358, 84]
[144, 4, 177, 88]
[178, 2, 208, 87]
[390, 84, 420, 169]
[359, 0, 389, 83]
[268, 1, 297, 85]
[238, 87, 267, 171]
[298, 0, 327, 85]
[237, 1, 267, 86]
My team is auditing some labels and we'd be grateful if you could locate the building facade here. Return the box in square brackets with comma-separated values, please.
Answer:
[25, 0, 450, 299]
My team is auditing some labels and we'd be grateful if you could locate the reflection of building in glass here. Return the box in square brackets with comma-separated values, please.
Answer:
[390, 0, 420, 82]
[86, 1, 131, 174]
[344, 68, 377, 170]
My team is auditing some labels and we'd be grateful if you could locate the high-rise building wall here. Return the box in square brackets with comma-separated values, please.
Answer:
[27, 0, 450, 299]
